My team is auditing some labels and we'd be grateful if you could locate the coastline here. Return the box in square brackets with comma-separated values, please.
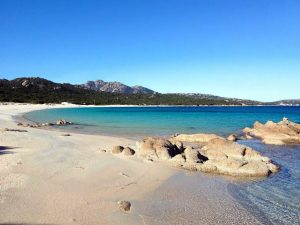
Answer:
[0, 103, 264, 224]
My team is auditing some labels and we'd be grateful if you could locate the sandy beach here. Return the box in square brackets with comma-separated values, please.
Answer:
[0, 103, 264, 225]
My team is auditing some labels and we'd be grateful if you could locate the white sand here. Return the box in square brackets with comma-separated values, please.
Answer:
[0, 103, 175, 224]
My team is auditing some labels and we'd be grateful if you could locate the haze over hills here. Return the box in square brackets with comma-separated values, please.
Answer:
[0, 77, 299, 106]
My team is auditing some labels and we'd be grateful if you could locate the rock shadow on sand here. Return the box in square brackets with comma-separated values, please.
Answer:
[0, 146, 17, 155]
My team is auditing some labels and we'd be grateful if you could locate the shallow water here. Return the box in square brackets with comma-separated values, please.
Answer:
[24, 106, 300, 224]
[24, 106, 300, 138]
[230, 140, 300, 225]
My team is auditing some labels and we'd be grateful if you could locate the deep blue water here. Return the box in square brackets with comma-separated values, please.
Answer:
[24, 106, 300, 224]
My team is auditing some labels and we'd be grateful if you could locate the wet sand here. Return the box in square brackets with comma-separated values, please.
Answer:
[0, 103, 263, 225]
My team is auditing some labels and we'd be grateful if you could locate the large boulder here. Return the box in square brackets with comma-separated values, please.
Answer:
[243, 118, 300, 145]
[136, 137, 182, 160]
[197, 138, 279, 176]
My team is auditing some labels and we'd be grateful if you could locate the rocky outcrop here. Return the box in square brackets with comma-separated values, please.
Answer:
[136, 137, 182, 160]
[197, 138, 278, 176]
[136, 136, 279, 177]
[243, 118, 300, 145]
[171, 133, 222, 143]
[56, 120, 73, 126]
[83, 80, 155, 94]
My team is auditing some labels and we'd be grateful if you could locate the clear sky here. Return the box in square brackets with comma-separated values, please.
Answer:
[0, 0, 299, 101]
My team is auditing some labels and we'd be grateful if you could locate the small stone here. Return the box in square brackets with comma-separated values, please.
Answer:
[123, 147, 135, 156]
[118, 200, 131, 212]
[112, 146, 124, 154]
[99, 149, 107, 153]
[144, 158, 154, 163]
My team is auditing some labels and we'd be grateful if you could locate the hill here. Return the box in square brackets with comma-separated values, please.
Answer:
[0, 77, 278, 106]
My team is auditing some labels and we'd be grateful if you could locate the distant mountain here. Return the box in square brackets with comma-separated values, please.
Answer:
[269, 99, 300, 106]
[82, 80, 155, 94]
[0, 77, 298, 106]
[176, 93, 262, 105]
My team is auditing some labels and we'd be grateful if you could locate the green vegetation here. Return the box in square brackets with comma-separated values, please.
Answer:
[0, 77, 261, 105]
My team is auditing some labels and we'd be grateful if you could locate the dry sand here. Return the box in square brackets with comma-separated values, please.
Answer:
[0, 103, 263, 225]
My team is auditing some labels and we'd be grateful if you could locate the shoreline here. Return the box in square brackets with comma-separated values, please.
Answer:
[0, 103, 266, 224]
[1, 101, 300, 108]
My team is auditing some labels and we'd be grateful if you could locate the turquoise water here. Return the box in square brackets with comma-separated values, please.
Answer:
[24, 106, 300, 138]
[25, 106, 300, 224]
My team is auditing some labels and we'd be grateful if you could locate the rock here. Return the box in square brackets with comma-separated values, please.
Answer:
[171, 133, 223, 143]
[136, 137, 182, 160]
[42, 122, 54, 126]
[21, 80, 30, 87]
[173, 141, 184, 151]
[227, 134, 238, 142]
[201, 138, 246, 159]
[144, 158, 154, 163]
[56, 119, 72, 125]
[118, 200, 131, 212]
[135, 135, 279, 177]
[196, 138, 279, 176]
[243, 118, 300, 145]
[99, 149, 107, 153]
[112, 146, 124, 154]
[61, 133, 71, 136]
[123, 147, 135, 156]
[170, 154, 186, 163]
[184, 146, 201, 163]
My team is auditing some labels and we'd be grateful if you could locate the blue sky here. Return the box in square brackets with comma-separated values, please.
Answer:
[0, 0, 299, 101]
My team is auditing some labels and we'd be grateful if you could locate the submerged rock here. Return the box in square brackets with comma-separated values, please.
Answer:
[243, 118, 300, 145]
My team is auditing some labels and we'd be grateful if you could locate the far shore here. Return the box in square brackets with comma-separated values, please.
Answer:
[0, 102, 266, 225]
[1, 101, 299, 109]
